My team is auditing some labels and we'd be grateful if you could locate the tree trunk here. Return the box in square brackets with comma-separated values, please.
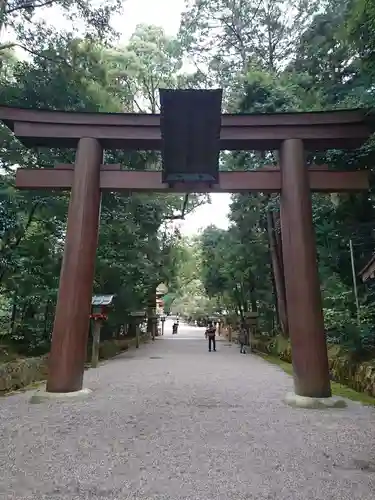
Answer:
[135, 323, 140, 348]
[20, 300, 28, 324]
[267, 209, 288, 337]
[91, 320, 101, 368]
[128, 321, 136, 338]
[273, 210, 288, 336]
[0, 0, 7, 36]
[43, 301, 50, 337]
[10, 290, 17, 334]
[249, 286, 257, 313]
[147, 287, 157, 340]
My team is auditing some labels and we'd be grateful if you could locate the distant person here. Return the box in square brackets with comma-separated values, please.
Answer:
[238, 327, 247, 354]
[172, 322, 178, 335]
[205, 322, 217, 352]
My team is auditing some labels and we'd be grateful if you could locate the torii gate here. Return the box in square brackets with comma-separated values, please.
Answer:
[0, 89, 373, 405]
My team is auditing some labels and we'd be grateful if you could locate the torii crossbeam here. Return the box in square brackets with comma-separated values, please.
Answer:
[1, 93, 373, 405]
[15, 164, 369, 193]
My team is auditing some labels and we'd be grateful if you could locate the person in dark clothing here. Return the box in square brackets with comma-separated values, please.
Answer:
[238, 329, 247, 354]
[206, 322, 216, 352]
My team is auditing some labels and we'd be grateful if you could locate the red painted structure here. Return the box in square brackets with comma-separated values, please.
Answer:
[0, 95, 373, 398]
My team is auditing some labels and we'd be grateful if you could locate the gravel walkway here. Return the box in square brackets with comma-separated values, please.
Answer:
[1, 323, 375, 500]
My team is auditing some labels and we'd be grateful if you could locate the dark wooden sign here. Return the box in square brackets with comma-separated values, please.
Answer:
[160, 89, 222, 184]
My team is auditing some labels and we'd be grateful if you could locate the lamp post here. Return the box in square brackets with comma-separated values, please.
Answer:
[90, 295, 115, 368]
[160, 315, 166, 335]
[244, 311, 259, 352]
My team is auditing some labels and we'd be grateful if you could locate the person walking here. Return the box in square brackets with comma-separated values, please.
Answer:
[238, 328, 247, 354]
[206, 322, 217, 352]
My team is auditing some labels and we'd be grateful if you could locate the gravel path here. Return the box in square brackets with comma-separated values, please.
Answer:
[1, 322, 375, 500]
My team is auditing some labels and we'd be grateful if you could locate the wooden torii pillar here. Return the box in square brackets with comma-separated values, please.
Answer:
[0, 103, 372, 400]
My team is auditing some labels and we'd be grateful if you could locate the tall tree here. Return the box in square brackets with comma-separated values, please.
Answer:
[346, 0, 375, 83]
[179, 0, 319, 87]
[289, 6, 366, 107]
[0, 0, 123, 41]
[106, 24, 183, 112]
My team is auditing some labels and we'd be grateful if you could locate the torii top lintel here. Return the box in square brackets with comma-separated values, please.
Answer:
[0, 94, 374, 152]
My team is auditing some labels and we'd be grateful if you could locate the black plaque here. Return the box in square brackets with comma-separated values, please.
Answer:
[159, 89, 222, 184]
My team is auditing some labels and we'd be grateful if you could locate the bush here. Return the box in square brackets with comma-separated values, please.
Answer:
[324, 306, 375, 360]
[0, 356, 48, 393]
[86, 339, 130, 361]
[253, 333, 375, 398]
[98, 340, 123, 359]
[340, 324, 375, 360]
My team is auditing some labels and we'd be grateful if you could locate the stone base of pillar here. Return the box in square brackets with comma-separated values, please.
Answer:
[29, 387, 92, 404]
[284, 392, 347, 409]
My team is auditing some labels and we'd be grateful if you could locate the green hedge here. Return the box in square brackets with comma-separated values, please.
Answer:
[252, 335, 375, 397]
[0, 334, 149, 394]
[0, 355, 48, 392]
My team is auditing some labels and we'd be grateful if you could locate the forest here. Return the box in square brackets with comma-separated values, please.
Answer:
[0, 0, 375, 360]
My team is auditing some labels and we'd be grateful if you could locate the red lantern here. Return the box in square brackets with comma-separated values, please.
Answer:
[91, 295, 114, 322]
[90, 312, 108, 321]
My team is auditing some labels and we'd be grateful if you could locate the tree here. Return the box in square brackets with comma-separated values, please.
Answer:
[346, 0, 375, 83]
[199, 221, 271, 323]
[289, 6, 367, 108]
[0, 0, 123, 42]
[105, 24, 183, 112]
[178, 0, 319, 88]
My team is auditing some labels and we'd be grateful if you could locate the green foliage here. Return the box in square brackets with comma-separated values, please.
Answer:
[163, 237, 220, 321]
[107, 24, 183, 112]
[0, 0, 123, 45]
[199, 218, 273, 332]
[179, 0, 319, 79]
[346, 0, 375, 82]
